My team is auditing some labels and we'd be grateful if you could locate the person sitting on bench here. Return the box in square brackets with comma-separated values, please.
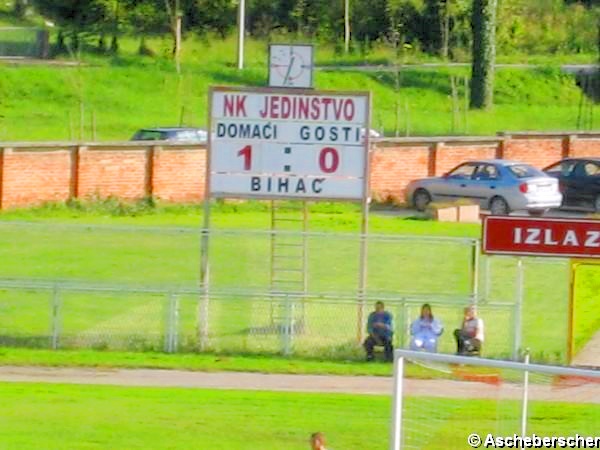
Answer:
[410, 303, 443, 352]
[454, 305, 484, 356]
[363, 301, 394, 362]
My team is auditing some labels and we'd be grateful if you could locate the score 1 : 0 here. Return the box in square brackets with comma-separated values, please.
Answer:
[236, 145, 340, 174]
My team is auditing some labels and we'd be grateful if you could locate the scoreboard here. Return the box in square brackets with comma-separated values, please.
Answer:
[208, 87, 370, 201]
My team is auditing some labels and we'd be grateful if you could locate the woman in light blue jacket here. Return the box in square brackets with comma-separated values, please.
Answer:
[410, 304, 443, 352]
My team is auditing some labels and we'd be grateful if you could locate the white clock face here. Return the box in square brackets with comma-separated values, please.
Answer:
[269, 44, 313, 88]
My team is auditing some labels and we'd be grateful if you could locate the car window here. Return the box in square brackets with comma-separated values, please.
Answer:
[545, 161, 576, 177]
[132, 130, 166, 141]
[447, 163, 477, 179]
[583, 162, 600, 177]
[474, 164, 499, 180]
[507, 164, 544, 179]
[173, 130, 201, 141]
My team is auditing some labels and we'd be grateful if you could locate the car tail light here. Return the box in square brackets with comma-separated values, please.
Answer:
[519, 183, 528, 193]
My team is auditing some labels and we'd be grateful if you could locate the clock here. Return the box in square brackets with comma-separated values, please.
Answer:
[268, 44, 314, 89]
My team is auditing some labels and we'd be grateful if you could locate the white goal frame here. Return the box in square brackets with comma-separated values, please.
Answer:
[390, 349, 600, 450]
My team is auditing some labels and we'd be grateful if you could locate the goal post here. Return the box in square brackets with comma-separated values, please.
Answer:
[568, 258, 600, 364]
[390, 349, 600, 450]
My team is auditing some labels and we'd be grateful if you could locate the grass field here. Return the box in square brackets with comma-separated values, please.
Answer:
[0, 51, 592, 140]
[0, 203, 594, 362]
[0, 382, 597, 450]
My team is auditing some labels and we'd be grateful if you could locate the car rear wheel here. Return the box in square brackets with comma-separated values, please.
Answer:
[489, 196, 510, 216]
[413, 189, 432, 212]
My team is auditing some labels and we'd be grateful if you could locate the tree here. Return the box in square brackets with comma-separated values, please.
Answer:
[127, 0, 168, 55]
[31, 0, 111, 51]
[470, 0, 497, 109]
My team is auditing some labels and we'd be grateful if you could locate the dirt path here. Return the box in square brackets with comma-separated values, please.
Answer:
[0, 366, 598, 404]
[573, 330, 600, 367]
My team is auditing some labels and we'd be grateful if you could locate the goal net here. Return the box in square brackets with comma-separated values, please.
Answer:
[0, 27, 49, 58]
[390, 350, 600, 450]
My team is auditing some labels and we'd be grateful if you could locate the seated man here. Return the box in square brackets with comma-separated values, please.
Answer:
[410, 303, 443, 352]
[454, 305, 484, 355]
[363, 301, 394, 362]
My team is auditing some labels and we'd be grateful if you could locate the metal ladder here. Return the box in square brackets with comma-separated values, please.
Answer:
[269, 200, 308, 335]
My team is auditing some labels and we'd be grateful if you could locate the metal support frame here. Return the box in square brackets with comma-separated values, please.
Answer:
[470, 239, 480, 302]
[165, 293, 180, 353]
[520, 350, 530, 437]
[390, 354, 404, 450]
[513, 258, 524, 360]
[51, 285, 61, 350]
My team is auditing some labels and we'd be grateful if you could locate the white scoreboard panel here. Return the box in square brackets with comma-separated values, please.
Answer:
[208, 86, 370, 201]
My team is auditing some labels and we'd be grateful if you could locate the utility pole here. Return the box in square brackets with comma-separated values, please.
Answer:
[237, 0, 246, 69]
[344, 0, 350, 53]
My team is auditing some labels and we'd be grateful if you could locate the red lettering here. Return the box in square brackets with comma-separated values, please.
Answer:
[310, 98, 320, 120]
[343, 99, 355, 121]
[281, 96, 291, 119]
[298, 97, 309, 119]
[224, 95, 235, 117]
[271, 96, 280, 118]
[236, 95, 247, 117]
[224, 95, 247, 117]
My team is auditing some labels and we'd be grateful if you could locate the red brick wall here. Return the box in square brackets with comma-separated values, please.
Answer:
[77, 148, 147, 200]
[2, 148, 71, 208]
[1, 135, 600, 209]
[153, 148, 206, 201]
[434, 143, 498, 176]
[570, 138, 600, 158]
[370, 145, 429, 201]
[501, 138, 563, 168]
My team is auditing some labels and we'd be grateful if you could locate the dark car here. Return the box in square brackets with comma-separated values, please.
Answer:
[130, 127, 208, 142]
[544, 158, 600, 212]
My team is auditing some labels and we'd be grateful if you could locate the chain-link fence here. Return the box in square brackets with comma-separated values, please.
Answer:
[0, 221, 577, 362]
[480, 255, 571, 363]
[0, 279, 516, 359]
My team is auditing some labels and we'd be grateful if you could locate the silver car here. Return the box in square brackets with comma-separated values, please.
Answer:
[405, 160, 563, 215]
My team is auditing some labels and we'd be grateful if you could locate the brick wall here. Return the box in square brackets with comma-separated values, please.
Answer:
[1, 147, 72, 208]
[1, 133, 599, 209]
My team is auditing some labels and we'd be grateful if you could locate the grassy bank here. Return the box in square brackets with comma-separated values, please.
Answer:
[0, 59, 589, 140]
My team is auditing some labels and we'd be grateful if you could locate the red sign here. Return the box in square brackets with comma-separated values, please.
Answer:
[483, 216, 600, 258]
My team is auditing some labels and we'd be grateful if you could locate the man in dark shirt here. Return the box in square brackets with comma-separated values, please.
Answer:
[363, 301, 394, 362]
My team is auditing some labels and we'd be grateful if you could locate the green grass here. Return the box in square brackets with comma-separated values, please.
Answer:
[0, 203, 594, 363]
[0, 382, 596, 450]
[0, 347, 397, 376]
[0, 46, 592, 140]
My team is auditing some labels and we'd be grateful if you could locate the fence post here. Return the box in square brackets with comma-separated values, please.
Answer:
[521, 349, 530, 436]
[484, 255, 492, 301]
[513, 258, 524, 360]
[282, 295, 294, 356]
[471, 239, 481, 302]
[51, 285, 61, 350]
[165, 293, 180, 353]
[173, 295, 180, 353]
[396, 301, 405, 349]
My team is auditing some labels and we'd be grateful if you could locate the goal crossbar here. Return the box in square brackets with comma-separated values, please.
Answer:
[390, 349, 600, 450]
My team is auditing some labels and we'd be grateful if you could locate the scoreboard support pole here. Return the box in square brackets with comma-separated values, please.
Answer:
[357, 99, 372, 344]
[199, 93, 214, 351]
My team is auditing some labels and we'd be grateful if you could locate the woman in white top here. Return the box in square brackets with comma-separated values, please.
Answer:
[454, 305, 484, 355]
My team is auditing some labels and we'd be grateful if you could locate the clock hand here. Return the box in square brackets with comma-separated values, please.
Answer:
[283, 56, 296, 85]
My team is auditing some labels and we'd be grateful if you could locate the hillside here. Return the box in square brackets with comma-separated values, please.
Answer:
[0, 59, 590, 141]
